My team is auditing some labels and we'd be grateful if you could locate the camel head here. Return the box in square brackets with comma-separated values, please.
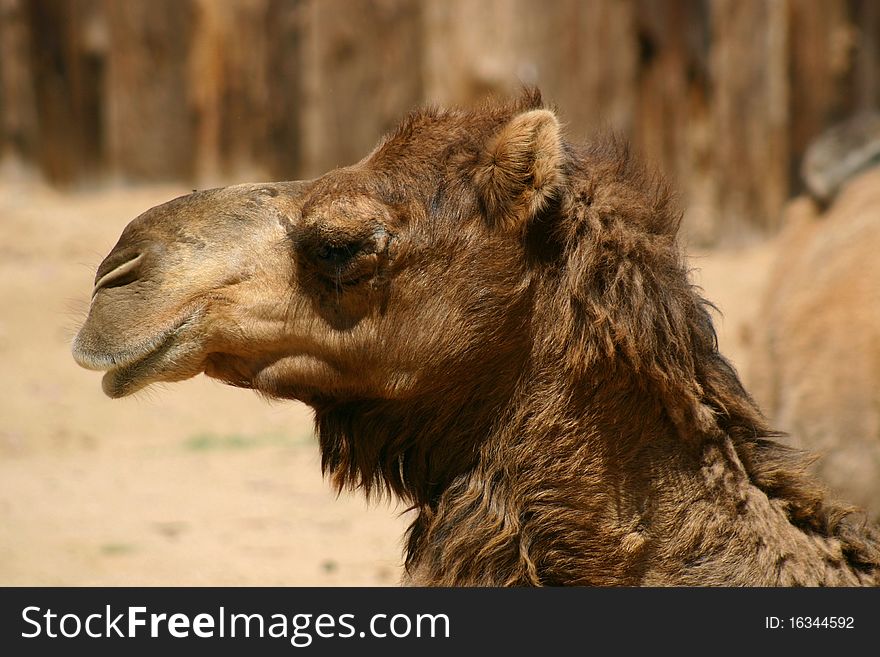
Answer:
[72, 93, 880, 586]
[73, 93, 564, 413]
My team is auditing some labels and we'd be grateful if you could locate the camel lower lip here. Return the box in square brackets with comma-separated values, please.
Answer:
[99, 317, 199, 398]
[101, 333, 176, 392]
[72, 312, 202, 398]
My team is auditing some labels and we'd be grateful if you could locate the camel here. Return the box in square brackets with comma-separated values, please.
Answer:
[73, 91, 880, 585]
[750, 166, 880, 523]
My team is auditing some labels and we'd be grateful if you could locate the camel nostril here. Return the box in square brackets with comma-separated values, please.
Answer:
[92, 252, 144, 298]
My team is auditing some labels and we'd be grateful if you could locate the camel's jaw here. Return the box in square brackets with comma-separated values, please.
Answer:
[72, 308, 208, 398]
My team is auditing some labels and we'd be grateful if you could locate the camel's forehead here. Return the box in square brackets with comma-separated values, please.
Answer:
[298, 169, 399, 217]
[300, 108, 520, 210]
[303, 193, 387, 217]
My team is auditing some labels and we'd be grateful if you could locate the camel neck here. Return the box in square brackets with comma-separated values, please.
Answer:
[313, 369, 519, 506]
[404, 370, 879, 585]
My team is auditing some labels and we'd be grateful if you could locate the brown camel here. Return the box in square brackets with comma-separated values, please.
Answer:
[73, 91, 880, 586]
[750, 166, 880, 523]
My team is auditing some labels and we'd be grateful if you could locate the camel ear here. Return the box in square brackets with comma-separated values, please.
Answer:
[474, 109, 564, 231]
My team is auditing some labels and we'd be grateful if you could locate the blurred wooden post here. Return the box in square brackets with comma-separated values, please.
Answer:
[514, 0, 638, 140]
[0, 0, 38, 170]
[188, 0, 306, 184]
[265, 0, 305, 180]
[301, 0, 424, 176]
[22, 0, 104, 184]
[421, 0, 520, 104]
[851, 0, 880, 112]
[787, 0, 855, 194]
[631, 0, 714, 244]
[710, 0, 790, 241]
[103, 0, 195, 182]
[421, 0, 637, 137]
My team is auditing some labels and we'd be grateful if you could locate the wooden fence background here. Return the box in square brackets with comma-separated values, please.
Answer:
[1, 0, 879, 243]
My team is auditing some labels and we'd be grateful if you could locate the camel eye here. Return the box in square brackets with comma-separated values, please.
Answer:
[314, 243, 355, 265]
[293, 218, 390, 287]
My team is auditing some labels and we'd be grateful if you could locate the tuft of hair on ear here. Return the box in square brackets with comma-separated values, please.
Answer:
[474, 108, 565, 232]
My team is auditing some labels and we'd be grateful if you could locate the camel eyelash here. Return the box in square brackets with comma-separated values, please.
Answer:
[314, 242, 358, 265]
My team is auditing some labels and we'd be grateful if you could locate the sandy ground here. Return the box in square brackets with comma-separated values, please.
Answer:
[0, 179, 776, 586]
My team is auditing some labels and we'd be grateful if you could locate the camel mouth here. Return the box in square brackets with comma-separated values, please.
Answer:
[72, 311, 205, 398]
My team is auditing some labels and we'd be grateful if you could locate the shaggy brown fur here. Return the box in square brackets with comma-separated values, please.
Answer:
[74, 90, 880, 585]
